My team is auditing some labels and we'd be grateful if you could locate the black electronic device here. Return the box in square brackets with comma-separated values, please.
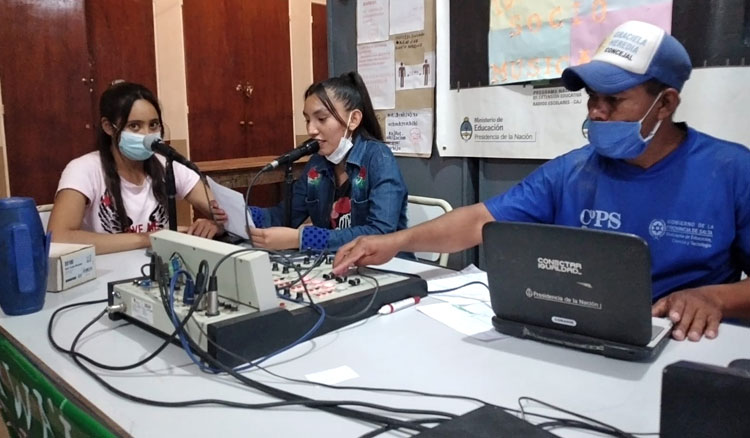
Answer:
[143, 133, 202, 176]
[661, 360, 750, 438]
[415, 405, 556, 437]
[262, 138, 319, 171]
[483, 221, 672, 361]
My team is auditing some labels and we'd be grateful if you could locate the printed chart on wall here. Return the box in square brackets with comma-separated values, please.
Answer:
[357, 0, 436, 157]
[436, 0, 750, 159]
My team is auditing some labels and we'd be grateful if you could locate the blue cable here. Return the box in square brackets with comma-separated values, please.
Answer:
[233, 301, 326, 372]
[166, 269, 327, 374]
[167, 270, 218, 372]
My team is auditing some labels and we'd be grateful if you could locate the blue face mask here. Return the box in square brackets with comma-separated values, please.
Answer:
[584, 91, 664, 159]
[117, 131, 153, 161]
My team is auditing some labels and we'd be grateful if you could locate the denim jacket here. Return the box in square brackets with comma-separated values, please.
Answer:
[250, 135, 408, 251]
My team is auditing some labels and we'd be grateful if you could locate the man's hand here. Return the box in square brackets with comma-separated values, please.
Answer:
[187, 218, 222, 239]
[332, 234, 401, 276]
[652, 286, 723, 341]
[250, 226, 299, 250]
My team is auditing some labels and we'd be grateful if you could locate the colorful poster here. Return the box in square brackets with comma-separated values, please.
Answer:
[488, 0, 672, 85]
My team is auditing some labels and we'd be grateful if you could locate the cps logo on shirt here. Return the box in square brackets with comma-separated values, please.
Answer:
[579, 209, 621, 230]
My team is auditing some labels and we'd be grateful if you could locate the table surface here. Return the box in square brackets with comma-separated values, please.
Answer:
[1, 249, 747, 437]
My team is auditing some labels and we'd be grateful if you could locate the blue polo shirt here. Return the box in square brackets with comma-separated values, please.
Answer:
[484, 125, 750, 299]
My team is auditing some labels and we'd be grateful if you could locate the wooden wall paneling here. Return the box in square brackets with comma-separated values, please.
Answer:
[311, 3, 329, 84]
[244, 1, 294, 156]
[0, 0, 94, 204]
[85, 0, 158, 100]
[182, 0, 247, 161]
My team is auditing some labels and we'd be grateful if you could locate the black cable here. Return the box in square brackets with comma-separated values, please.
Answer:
[428, 280, 489, 294]
[49, 299, 646, 437]
[357, 418, 450, 438]
[518, 396, 638, 438]
[61, 305, 440, 433]
[190, 312, 491, 406]
[244, 170, 265, 233]
[198, 174, 221, 225]
[324, 268, 382, 321]
[47, 287, 206, 371]
[161, 296, 456, 430]
[55, 281, 448, 432]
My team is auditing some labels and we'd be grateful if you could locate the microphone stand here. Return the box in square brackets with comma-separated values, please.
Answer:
[165, 158, 178, 231]
[283, 161, 294, 227]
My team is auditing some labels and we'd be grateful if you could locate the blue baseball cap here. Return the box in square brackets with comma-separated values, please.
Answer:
[562, 21, 692, 94]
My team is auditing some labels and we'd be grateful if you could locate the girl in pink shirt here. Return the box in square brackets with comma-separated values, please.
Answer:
[49, 82, 224, 254]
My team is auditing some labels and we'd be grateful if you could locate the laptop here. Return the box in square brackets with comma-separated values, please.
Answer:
[483, 221, 672, 361]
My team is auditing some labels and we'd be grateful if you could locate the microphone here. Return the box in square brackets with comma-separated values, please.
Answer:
[262, 139, 320, 171]
[143, 134, 202, 176]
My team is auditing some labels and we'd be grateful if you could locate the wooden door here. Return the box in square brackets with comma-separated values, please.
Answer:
[183, 0, 250, 161]
[312, 3, 329, 84]
[86, 0, 158, 99]
[183, 0, 294, 161]
[0, 0, 93, 204]
[243, 1, 294, 156]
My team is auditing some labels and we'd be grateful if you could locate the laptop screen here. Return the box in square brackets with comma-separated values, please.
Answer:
[483, 222, 654, 346]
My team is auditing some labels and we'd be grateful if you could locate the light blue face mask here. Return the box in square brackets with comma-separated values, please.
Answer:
[584, 91, 664, 159]
[117, 131, 153, 161]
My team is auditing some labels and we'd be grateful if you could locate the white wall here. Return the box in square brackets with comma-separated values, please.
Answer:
[152, 0, 190, 154]
[289, 0, 316, 141]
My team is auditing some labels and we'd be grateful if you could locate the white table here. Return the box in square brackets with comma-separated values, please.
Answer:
[1, 249, 748, 437]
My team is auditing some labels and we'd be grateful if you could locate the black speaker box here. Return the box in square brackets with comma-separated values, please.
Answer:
[661, 360, 750, 438]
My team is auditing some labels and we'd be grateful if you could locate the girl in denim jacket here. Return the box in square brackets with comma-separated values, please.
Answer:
[248, 72, 408, 252]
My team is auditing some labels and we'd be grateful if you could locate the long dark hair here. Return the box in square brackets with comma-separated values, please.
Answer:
[304, 71, 383, 141]
[97, 82, 167, 232]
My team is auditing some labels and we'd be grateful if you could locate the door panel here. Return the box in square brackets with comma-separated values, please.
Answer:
[183, 0, 293, 161]
[0, 0, 93, 204]
[312, 3, 329, 84]
[86, 0, 158, 100]
[243, 1, 294, 156]
[183, 0, 247, 161]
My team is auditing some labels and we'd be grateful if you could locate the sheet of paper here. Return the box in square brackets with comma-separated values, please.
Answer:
[426, 267, 490, 304]
[357, 0, 389, 44]
[417, 302, 505, 341]
[305, 365, 359, 385]
[389, 0, 424, 35]
[206, 177, 254, 239]
[385, 108, 433, 156]
[358, 41, 396, 109]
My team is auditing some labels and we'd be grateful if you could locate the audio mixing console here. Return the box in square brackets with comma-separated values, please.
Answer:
[108, 230, 427, 367]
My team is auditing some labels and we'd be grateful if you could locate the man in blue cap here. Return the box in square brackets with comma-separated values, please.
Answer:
[333, 21, 750, 341]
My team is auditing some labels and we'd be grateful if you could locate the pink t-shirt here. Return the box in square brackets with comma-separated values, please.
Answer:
[56, 151, 200, 233]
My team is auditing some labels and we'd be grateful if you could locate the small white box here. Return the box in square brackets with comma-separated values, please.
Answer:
[47, 243, 96, 292]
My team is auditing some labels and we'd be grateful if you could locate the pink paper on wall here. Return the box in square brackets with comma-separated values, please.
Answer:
[569, 3, 673, 67]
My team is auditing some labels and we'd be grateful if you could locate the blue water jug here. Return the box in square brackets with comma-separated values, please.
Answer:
[0, 197, 51, 315]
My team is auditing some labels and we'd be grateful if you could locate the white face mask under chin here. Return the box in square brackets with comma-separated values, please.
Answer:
[326, 113, 354, 164]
